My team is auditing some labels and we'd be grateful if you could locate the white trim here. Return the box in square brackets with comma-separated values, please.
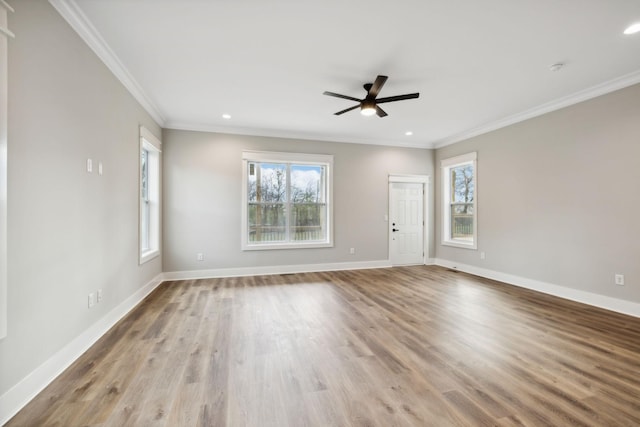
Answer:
[440, 151, 477, 168]
[441, 240, 476, 250]
[242, 242, 333, 251]
[441, 153, 477, 250]
[241, 151, 334, 251]
[48, 0, 165, 126]
[388, 174, 430, 184]
[162, 260, 392, 281]
[434, 69, 640, 148]
[433, 258, 640, 319]
[242, 150, 332, 164]
[0, 274, 164, 426]
[140, 126, 161, 151]
[139, 249, 160, 264]
[139, 128, 162, 265]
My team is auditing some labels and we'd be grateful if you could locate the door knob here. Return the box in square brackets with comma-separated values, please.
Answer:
[392, 228, 399, 232]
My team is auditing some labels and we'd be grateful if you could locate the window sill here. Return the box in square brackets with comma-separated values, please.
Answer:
[442, 240, 477, 250]
[139, 249, 160, 265]
[242, 241, 333, 251]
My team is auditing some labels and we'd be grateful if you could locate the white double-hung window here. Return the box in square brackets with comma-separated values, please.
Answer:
[442, 152, 477, 249]
[139, 126, 161, 264]
[242, 151, 333, 250]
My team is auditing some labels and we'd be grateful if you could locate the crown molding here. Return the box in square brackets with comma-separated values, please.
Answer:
[48, 0, 166, 126]
[165, 121, 435, 150]
[434, 69, 640, 148]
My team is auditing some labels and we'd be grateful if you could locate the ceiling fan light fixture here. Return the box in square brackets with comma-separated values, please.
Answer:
[361, 100, 376, 116]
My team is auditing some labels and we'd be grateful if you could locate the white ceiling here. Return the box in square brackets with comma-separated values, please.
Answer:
[53, 0, 640, 148]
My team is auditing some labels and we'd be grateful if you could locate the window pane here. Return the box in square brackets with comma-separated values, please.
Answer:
[291, 165, 324, 203]
[451, 203, 473, 239]
[248, 203, 286, 243]
[141, 148, 150, 251]
[141, 201, 150, 251]
[449, 163, 474, 240]
[450, 164, 474, 203]
[291, 203, 326, 241]
[248, 162, 287, 203]
[141, 149, 148, 200]
[290, 165, 326, 241]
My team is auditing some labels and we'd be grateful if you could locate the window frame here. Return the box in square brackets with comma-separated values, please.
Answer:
[139, 126, 161, 264]
[441, 152, 477, 249]
[241, 150, 333, 251]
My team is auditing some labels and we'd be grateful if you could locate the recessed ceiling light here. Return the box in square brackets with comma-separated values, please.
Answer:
[405, 131, 413, 136]
[624, 23, 640, 35]
[222, 114, 231, 119]
[549, 63, 565, 72]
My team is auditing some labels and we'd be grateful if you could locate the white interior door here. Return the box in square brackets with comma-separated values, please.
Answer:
[389, 182, 424, 265]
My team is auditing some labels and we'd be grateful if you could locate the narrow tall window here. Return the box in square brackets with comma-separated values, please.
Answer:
[139, 127, 161, 264]
[442, 152, 477, 249]
[242, 151, 333, 250]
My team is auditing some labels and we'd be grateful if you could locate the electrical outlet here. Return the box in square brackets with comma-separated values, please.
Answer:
[480, 251, 486, 260]
[615, 274, 625, 286]
[349, 248, 355, 254]
[88, 293, 95, 308]
[197, 253, 204, 261]
[97, 289, 103, 303]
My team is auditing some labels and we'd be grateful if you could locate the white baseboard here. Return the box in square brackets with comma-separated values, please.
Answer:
[434, 258, 640, 318]
[0, 274, 164, 426]
[162, 259, 393, 281]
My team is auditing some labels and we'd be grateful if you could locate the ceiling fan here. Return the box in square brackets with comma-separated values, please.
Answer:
[323, 75, 419, 117]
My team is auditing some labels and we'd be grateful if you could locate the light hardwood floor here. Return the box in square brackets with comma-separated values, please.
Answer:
[7, 266, 640, 426]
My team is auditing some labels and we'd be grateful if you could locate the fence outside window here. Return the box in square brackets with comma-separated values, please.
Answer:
[451, 203, 473, 238]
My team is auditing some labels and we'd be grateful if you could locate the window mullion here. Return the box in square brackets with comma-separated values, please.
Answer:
[285, 163, 291, 243]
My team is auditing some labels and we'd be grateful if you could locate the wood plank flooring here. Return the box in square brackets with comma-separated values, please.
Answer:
[7, 266, 640, 426]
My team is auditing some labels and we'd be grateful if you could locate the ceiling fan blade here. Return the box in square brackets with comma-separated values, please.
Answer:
[375, 93, 420, 104]
[334, 104, 360, 115]
[323, 91, 362, 102]
[368, 75, 388, 98]
[375, 106, 388, 117]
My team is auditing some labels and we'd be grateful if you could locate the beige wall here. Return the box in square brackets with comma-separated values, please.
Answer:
[162, 129, 434, 272]
[435, 83, 640, 303]
[0, 0, 162, 397]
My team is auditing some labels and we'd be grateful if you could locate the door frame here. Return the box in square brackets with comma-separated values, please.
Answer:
[388, 174, 430, 265]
